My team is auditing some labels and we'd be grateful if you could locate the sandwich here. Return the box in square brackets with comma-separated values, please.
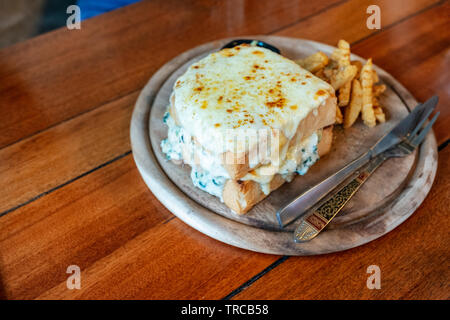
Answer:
[161, 43, 337, 214]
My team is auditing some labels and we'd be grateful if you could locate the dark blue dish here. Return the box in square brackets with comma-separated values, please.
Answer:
[221, 39, 281, 54]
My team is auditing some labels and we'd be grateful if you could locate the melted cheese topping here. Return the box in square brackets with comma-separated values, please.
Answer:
[172, 44, 334, 155]
[241, 130, 321, 195]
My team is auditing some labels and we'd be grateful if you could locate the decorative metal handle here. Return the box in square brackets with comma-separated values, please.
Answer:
[294, 155, 385, 243]
[277, 151, 372, 227]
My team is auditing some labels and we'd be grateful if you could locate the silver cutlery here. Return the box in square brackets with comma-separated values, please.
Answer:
[276, 96, 439, 231]
[294, 105, 438, 242]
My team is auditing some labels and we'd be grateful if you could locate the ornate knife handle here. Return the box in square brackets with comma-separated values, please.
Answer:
[294, 154, 385, 243]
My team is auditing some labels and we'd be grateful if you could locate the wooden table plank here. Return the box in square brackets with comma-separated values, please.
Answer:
[0, 155, 278, 299]
[0, 0, 448, 300]
[36, 218, 278, 300]
[276, 0, 441, 45]
[231, 147, 450, 300]
[0, 92, 136, 214]
[0, 0, 341, 149]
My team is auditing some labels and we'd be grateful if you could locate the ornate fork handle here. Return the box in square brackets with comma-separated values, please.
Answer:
[294, 154, 386, 243]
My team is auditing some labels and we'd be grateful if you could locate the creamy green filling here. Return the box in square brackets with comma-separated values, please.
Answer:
[190, 169, 226, 200]
[161, 111, 321, 199]
[161, 112, 227, 200]
[241, 131, 321, 195]
[161, 112, 183, 161]
[294, 132, 320, 176]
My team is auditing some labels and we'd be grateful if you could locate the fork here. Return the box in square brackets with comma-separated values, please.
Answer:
[293, 110, 439, 243]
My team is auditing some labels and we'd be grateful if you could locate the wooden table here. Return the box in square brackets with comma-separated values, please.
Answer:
[0, 0, 448, 300]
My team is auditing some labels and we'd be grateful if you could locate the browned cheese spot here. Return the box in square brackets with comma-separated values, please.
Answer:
[266, 97, 286, 109]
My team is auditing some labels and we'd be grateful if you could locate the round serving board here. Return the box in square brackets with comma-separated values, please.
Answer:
[130, 36, 438, 255]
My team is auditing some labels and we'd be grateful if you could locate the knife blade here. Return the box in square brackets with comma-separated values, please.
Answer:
[276, 95, 439, 227]
[370, 95, 438, 156]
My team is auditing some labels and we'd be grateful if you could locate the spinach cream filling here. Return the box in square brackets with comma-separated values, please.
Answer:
[161, 111, 321, 199]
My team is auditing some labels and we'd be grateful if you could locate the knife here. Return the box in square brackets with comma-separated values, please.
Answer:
[276, 95, 438, 227]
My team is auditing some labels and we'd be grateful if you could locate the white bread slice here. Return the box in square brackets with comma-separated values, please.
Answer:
[222, 126, 334, 214]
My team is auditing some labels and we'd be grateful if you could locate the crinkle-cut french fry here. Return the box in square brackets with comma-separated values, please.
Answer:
[295, 52, 329, 73]
[326, 39, 358, 90]
[361, 58, 376, 127]
[372, 95, 380, 107]
[336, 105, 343, 124]
[325, 64, 357, 90]
[323, 39, 358, 90]
[373, 105, 386, 123]
[372, 96, 386, 123]
[373, 84, 386, 97]
[372, 69, 379, 83]
[299, 40, 383, 129]
[375, 112, 386, 123]
[338, 80, 351, 107]
[331, 40, 351, 66]
[344, 79, 363, 128]
[314, 68, 329, 82]
[351, 60, 363, 78]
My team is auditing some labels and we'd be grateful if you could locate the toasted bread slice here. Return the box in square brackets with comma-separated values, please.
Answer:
[222, 126, 333, 214]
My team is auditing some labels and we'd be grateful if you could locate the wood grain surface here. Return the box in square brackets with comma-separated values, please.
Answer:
[0, 0, 448, 299]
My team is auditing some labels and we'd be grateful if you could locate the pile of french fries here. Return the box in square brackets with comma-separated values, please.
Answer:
[295, 40, 386, 128]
